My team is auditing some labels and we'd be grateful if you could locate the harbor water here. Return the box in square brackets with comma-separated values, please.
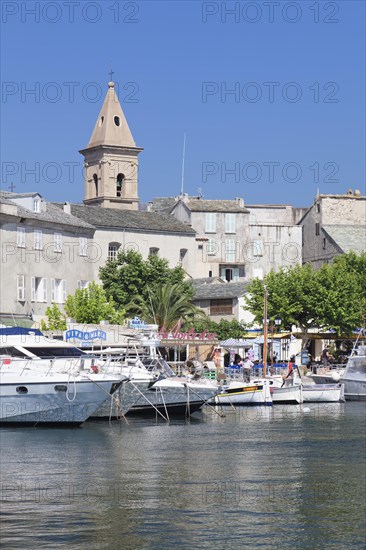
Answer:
[1, 403, 365, 549]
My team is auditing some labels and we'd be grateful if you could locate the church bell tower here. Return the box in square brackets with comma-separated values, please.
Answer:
[80, 78, 143, 210]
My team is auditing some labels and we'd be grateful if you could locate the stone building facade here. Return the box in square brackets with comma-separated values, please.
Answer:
[299, 190, 366, 268]
[150, 196, 304, 281]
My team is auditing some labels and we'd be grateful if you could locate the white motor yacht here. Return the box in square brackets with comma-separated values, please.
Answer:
[0, 356, 121, 426]
[0, 328, 129, 423]
[341, 355, 366, 400]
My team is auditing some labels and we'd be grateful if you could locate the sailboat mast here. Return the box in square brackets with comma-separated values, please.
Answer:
[180, 132, 186, 197]
[263, 287, 268, 377]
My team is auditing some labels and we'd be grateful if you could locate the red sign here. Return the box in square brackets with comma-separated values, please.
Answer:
[158, 320, 216, 341]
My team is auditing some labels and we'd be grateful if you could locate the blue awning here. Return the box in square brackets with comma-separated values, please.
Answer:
[0, 327, 43, 336]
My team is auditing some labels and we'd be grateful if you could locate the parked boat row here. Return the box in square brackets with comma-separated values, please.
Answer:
[212, 366, 345, 406]
[0, 327, 220, 426]
[1, 326, 364, 426]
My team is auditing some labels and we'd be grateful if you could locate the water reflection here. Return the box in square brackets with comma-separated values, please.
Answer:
[0, 403, 365, 549]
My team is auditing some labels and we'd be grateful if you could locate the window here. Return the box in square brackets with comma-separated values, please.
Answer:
[315, 223, 320, 236]
[316, 202, 320, 213]
[205, 213, 216, 233]
[17, 275, 25, 301]
[220, 267, 240, 282]
[225, 239, 236, 262]
[322, 238, 326, 250]
[61, 280, 67, 303]
[116, 173, 125, 197]
[249, 213, 256, 225]
[253, 240, 263, 257]
[51, 279, 66, 303]
[114, 116, 120, 126]
[34, 229, 42, 250]
[179, 249, 187, 262]
[31, 277, 47, 303]
[79, 237, 87, 257]
[55, 385, 68, 392]
[33, 199, 41, 213]
[149, 247, 159, 256]
[16, 386, 28, 394]
[54, 232, 62, 253]
[225, 213, 236, 234]
[93, 174, 98, 197]
[77, 280, 89, 289]
[210, 299, 233, 316]
[206, 239, 216, 256]
[108, 243, 120, 261]
[17, 227, 26, 248]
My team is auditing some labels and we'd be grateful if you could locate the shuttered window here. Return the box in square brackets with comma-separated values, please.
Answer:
[210, 299, 233, 315]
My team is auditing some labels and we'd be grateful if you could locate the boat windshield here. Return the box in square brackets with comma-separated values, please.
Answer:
[345, 356, 366, 379]
[22, 346, 85, 358]
[0, 346, 29, 358]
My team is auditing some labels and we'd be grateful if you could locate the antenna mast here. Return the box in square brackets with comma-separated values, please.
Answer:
[180, 133, 186, 197]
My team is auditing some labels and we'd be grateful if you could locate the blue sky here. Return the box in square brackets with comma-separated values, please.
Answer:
[1, 0, 365, 206]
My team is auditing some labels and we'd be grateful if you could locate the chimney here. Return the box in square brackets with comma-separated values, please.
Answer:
[235, 197, 244, 207]
[63, 202, 71, 214]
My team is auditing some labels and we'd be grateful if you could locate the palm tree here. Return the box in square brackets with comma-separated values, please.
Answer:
[127, 282, 205, 330]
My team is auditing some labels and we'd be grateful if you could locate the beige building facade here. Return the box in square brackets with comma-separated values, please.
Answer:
[0, 193, 95, 323]
[80, 81, 142, 210]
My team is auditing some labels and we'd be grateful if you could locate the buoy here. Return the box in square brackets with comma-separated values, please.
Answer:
[302, 407, 311, 413]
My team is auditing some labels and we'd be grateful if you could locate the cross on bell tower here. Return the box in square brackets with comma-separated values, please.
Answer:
[79, 78, 143, 210]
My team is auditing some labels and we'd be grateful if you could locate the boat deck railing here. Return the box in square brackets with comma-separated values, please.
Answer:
[0, 354, 117, 378]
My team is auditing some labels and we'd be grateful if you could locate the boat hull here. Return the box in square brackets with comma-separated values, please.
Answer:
[213, 383, 272, 406]
[0, 379, 118, 425]
[128, 400, 204, 416]
[91, 379, 153, 419]
[272, 385, 302, 404]
[302, 384, 344, 402]
[130, 379, 219, 416]
[342, 379, 366, 401]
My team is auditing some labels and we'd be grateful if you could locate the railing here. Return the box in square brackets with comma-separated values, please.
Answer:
[0, 354, 111, 378]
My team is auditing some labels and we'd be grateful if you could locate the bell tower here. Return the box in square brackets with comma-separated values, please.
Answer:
[80, 78, 143, 210]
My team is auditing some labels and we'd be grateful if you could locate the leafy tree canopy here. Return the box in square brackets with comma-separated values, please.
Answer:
[64, 282, 125, 324]
[244, 252, 366, 336]
[40, 304, 67, 331]
[126, 281, 203, 330]
[190, 318, 247, 340]
[99, 250, 192, 309]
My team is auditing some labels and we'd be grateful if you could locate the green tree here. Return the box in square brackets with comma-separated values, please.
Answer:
[64, 282, 125, 324]
[99, 250, 189, 309]
[40, 304, 67, 331]
[245, 264, 321, 333]
[316, 252, 366, 334]
[191, 318, 247, 340]
[244, 253, 366, 337]
[127, 281, 204, 330]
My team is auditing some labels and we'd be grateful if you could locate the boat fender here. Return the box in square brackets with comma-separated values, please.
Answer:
[331, 372, 340, 382]
[91, 365, 99, 374]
